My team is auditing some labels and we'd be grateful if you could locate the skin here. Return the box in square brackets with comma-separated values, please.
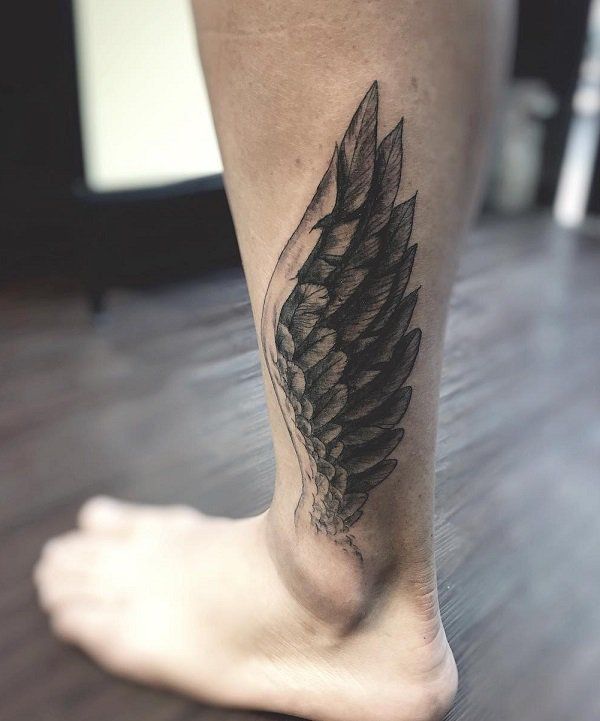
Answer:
[193, 0, 514, 618]
[34, 3, 515, 721]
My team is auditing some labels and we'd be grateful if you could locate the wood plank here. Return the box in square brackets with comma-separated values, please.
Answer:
[1, 216, 599, 721]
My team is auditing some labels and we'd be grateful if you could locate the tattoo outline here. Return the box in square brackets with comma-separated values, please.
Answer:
[261, 82, 421, 552]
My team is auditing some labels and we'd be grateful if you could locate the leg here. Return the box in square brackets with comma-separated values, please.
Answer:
[194, 0, 514, 628]
[34, 2, 514, 720]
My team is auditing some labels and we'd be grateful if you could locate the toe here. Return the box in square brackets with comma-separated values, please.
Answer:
[78, 496, 138, 535]
[34, 532, 124, 610]
[34, 555, 118, 611]
[50, 605, 113, 648]
[40, 531, 104, 566]
[78, 496, 202, 535]
[34, 547, 117, 613]
[37, 532, 123, 581]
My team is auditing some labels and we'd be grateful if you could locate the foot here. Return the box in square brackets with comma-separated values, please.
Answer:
[34, 498, 457, 721]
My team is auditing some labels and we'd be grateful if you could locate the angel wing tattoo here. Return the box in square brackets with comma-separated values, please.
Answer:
[261, 82, 421, 551]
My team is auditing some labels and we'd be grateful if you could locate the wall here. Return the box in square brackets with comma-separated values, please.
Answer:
[73, 0, 222, 191]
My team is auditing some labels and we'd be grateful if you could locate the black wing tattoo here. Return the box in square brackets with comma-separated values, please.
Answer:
[261, 82, 421, 551]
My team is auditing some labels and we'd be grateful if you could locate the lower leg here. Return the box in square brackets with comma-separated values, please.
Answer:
[195, 0, 513, 618]
[35, 2, 514, 720]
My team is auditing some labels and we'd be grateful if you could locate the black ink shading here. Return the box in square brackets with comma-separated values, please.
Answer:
[261, 82, 421, 552]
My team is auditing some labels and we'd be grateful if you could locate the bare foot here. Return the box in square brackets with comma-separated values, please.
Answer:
[34, 498, 457, 721]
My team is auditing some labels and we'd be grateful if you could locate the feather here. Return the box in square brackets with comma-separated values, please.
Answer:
[369, 245, 418, 334]
[327, 266, 369, 314]
[264, 83, 421, 542]
[296, 327, 336, 369]
[360, 386, 412, 428]
[284, 284, 329, 342]
[340, 425, 392, 446]
[363, 120, 404, 238]
[319, 423, 342, 444]
[276, 324, 295, 359]
[304, 351, 347, 399]
[321, 219, 360, 258]
[348, 289, 419, 377]
[340, 428, 404, 474]
[312, 384, 348, 428]
[331, 466, 348, 492]
[387, 194, 417, 264]
[340, 493, 368, 518]
[346, 459, 397, 494]
[338, 82, 378, 213]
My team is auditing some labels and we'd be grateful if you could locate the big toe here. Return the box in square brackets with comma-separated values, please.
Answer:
[34, 532, 121, 610]
[50, 604, 114, 646]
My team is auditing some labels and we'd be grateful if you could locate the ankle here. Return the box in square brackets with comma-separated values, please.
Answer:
[263, 510, 439, 633]
[262, 513, 456, 721]
[265, 526, 369, 629]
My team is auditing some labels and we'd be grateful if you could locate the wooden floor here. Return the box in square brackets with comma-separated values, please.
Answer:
[1, 215, 599, 721]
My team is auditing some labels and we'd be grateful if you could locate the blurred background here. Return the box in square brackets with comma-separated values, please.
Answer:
[1, 2, 599, 721]
[2, 0, 599, 293]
